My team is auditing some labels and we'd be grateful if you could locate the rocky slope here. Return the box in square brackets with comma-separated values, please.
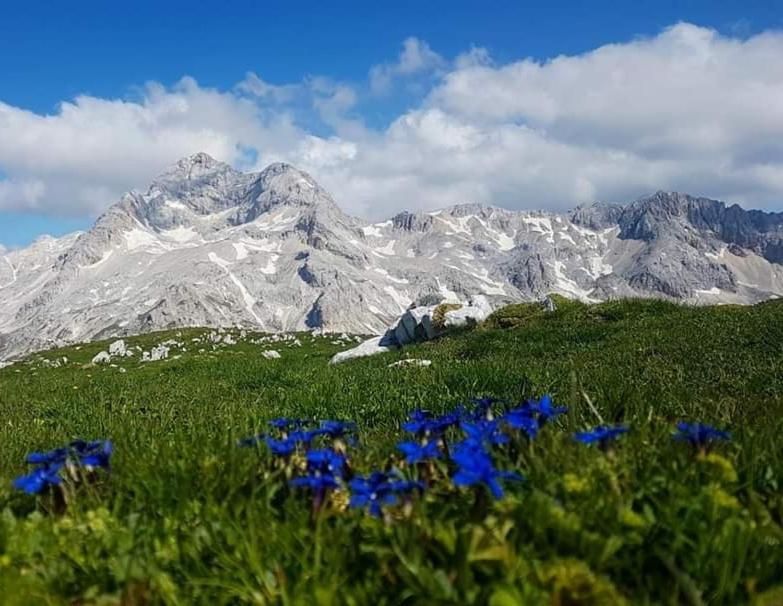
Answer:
[1, 153, 782, 362]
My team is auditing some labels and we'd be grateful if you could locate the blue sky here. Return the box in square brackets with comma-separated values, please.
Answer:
[1, 0, 782, 248]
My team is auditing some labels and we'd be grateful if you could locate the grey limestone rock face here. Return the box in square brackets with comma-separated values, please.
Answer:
[2, 156, 783, 363]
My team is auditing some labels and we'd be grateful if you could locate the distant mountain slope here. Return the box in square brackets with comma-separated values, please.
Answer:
[2, 152, 782, 362]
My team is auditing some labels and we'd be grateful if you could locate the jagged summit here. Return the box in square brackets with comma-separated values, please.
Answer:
[2, 158, 783, 363]
[152, 152, 236, 188]
[171, 151, 229, 173]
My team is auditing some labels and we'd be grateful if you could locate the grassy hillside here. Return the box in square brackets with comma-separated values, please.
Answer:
[1, 299, 782, 605]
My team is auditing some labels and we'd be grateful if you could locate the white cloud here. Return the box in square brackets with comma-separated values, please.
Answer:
[1, 22, 783, 230]
[369, 37, 445, 95]
[0, 77, 308, 216]
[431, 23, 783, 164]
[308, 76, 358, 127]
[236, 72, 301, 104]
[0, 178, 46, 211]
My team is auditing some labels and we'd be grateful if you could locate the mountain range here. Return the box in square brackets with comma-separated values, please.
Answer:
[2, 152, 782, 363]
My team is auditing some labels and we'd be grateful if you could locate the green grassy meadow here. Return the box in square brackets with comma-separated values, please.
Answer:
[1, 298, 782, 605]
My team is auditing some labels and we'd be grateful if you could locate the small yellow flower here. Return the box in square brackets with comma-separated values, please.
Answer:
[330, 489, 350, 512]
[698, 452, 738, 483]
[290, 453, 307, 472]
[705, 484, 741, 510]
[57, 517, 75, 531]
[563, 473, 589, 494]
[86, 508, 110, 533]
[619, 507, 647, 529]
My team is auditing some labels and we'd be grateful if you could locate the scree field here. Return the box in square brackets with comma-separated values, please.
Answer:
[1, 298, 782, 605]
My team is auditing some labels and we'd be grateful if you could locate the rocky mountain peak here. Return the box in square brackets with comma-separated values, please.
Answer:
[152, 152, 235, 189]
[244, 162, 340, 218]
[3, 156, 783, 365]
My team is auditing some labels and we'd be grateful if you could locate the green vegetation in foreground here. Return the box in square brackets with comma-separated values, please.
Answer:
[1, 298, 783, 605]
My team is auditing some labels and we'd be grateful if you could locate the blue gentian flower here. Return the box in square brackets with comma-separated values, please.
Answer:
[264, 437, 296, 457]
[404, 408, 464, 436]
[78, 441, 113, 469]
[290, 473, 340, 492]
[268, 418, 306, 430]
[26, 447, 69, 466]
[402, 410, 435, 435]
[451, 441, 523, 499]
[290, 449, 347, 497]
[314, 420, 357, 439]
[349, 472, 425, 517]
[526, 395, 568, 424]
[388, 479, 425, 494]
[673, 422, 731, 447]
[13, 439, 113, 494]
[573, 425, 629, 446]
[13, 464, 64, 494]
[349, 472, 398, 517]
[304, 449, 347, 477]
[288, 429, 318, 446]
[397, 440, 441, 464]
[432, 410, 462, 432]
[460, 419, 509, 448]
[503, 408, 539, 439]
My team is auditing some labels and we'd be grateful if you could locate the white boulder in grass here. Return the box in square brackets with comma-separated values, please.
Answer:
[108, 339, 132, 357]
[91, 351, 111, 364]
[142, 344, 170, 362]
[262, 350, 282, 359]
[330, 295, 493, 364]
[441, 295, 493, 328]
[329, 334, 397, 364]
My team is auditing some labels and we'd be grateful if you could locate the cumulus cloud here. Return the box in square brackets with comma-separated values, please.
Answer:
[1, 22, 783, 229]
[369, 37, 445, 95]
[235, 72, 301, 103]
[0, 77, 309, 216]
[0, 178, 47, 212]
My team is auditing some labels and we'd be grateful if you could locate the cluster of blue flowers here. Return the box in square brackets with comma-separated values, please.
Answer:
[13, 396, 731, 517]
[349, 473, 425, 518]
[395, 396, 568, 499]
[240, 417, 424, 517]
[13, 440, 113, 495]
[238, 418, 357, 454]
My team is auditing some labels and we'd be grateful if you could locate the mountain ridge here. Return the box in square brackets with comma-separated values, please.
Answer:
[1, 153, 782, 362]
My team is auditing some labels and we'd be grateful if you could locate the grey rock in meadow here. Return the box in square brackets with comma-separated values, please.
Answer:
[2, 153, 783, 364]
[329, 335, 397, 365]
[330, 298, 493, 364]
[142, 344, 170, 362]
[91, 351, 111, 365]
[262, 350, 281, 359]
[108, 339, 132, 357]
